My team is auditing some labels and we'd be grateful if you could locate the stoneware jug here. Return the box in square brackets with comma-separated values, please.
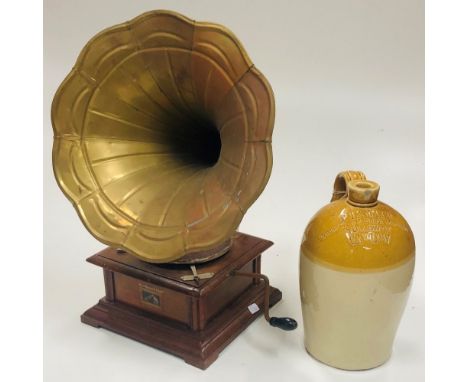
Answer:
[300, 171, 415, 370]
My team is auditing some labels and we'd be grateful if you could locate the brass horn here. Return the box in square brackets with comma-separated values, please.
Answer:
[52, 10, 275, 263]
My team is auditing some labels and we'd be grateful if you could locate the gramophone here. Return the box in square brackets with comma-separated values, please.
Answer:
[52, 10, 296, 369]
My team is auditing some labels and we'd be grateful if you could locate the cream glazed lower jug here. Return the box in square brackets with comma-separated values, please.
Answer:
[299, 171, 415, 370]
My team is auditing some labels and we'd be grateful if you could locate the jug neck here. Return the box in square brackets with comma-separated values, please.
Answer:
[346, 180, 380, 207]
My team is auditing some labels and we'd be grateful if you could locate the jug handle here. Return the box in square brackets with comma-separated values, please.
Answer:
[331, 170, 367, 202]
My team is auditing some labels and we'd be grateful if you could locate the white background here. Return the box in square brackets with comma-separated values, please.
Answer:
[43, 1, 424, 381]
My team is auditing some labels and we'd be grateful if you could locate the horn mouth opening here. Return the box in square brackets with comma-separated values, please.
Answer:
[76, 45, 245, 231]
[52, 10, 275, 263]
[164, 113, 221, 169]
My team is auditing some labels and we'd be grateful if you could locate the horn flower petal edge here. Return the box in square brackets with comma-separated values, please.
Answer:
[52, 10, 274, 262]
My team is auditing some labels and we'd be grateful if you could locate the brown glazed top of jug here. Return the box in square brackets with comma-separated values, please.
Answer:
[301, 177, 415, 272]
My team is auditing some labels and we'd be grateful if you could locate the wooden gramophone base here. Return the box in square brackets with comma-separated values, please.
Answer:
[82, 287, 281, 369]
[81, 233, 282, 369]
